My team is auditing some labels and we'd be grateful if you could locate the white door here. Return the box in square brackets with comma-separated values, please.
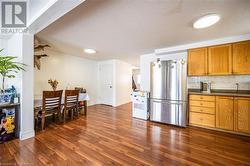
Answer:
[99, 63, 114, 106]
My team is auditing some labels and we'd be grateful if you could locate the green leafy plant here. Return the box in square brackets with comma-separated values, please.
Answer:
[0, 49, 26, 93]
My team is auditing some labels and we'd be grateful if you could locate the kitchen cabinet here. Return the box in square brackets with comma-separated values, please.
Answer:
[208, 44, 232, 75]
[189, 94, 250, 135]
[189, 95, 215, 128]
[216, 96, 234, 130]
[190, 100, 215, 108]
[189, 95, 215, 102]
[232, 41, 250, 74]
[188, 48, 207, 76]
[234, 97, 250, 134]
[190, 112, 215, 127]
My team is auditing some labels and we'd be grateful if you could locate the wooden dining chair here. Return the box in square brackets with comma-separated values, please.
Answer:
[41, 90, 63, 130]
[64, 90, 80, 122]
[75, 87, 87, 115]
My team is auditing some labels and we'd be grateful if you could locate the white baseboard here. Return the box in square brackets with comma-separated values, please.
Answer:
[114, 101, 131, 107]
[19, 130, 35, 140]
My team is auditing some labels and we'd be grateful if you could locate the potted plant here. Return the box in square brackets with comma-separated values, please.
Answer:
[0, 49, 25, 104]
[48, 79, 59, 91]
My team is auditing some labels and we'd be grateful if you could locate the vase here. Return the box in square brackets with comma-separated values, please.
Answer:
[0, 93, 11, 105]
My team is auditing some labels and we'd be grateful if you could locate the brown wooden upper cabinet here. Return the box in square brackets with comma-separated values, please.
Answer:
[232, 41, 250, 74]
[188, 48, 207, 76]
[234, 97, 250, 134]
[208, 44, 232, 75]
[216, 96, 234, 130]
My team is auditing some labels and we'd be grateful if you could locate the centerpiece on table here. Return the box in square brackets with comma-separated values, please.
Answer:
[0, 49, 25, 104]
[48, 79, 59, 91]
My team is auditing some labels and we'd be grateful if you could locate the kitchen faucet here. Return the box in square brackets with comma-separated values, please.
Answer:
[236, 83, 239, 92]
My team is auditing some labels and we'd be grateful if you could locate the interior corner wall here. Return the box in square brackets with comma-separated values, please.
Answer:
[114, 60, 132, 107]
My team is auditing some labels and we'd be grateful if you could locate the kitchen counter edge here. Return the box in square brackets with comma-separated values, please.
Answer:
[188, 89, 250, 97]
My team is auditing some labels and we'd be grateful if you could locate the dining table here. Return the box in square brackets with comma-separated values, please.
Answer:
[34, 93, 90, 114]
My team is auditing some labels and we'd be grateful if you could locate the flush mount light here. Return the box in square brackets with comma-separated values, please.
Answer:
[84, 48, 96, 54]
[193, 14, 220, 29]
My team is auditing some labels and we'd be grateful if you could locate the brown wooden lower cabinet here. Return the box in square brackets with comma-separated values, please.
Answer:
[189, 94, 250, 136]
[216, 96, 234, 130]
[189, 95, 216, 128]
[234, 97, 250, 134]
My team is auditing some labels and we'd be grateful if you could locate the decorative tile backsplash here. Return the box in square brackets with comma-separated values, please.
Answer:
[188, 75, 250, 90]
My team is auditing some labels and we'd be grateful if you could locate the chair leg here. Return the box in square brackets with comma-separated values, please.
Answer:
[71, 109, 74, 120]
[41, 116, 45, 130]
[76, 107, 79, 118]
[63, 109, 66, 123]
[58, 112, 61, 123]
[84, 101, 87, 115]
[52, 113, 55, 122]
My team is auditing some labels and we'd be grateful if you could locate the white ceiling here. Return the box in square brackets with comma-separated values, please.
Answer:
[37, 0, 250, 66]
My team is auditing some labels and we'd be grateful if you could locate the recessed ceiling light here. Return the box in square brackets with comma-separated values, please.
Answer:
[193, 14, 220, 29]
[84, 48, 96, 54]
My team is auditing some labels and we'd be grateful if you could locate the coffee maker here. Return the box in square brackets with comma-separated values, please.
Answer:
[200, 82, 211, 93]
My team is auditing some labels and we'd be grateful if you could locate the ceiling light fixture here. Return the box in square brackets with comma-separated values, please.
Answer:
[84, 48, 96, 54]
[193, 14, 220, 29]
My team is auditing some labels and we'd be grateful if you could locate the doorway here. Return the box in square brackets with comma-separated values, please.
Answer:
[98, 63, 114, 106]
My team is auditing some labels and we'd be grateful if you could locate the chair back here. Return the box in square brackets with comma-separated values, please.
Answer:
[75, 87, 86, 93]
[65, 90, 79, 108]
[42, 90, 63, 112]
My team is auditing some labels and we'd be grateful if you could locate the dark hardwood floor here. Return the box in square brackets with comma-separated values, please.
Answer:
[1, 103, 250, 166]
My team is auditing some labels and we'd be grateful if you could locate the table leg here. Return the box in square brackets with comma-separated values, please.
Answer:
[84, 100, 87, 115]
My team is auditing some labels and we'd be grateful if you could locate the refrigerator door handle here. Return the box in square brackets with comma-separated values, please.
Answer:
[176, 104, 179, 126]
[151, 99, 184, 105]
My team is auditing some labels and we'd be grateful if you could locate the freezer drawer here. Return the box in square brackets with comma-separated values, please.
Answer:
[150, 99, 187, 127]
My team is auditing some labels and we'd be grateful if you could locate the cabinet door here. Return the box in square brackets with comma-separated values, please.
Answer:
[232, 41, 250, 74]
[234, 97, 250, 133]
[208, 44, 232, 75]
[216, 96, 234, 130]
[188, 48, 207, 76]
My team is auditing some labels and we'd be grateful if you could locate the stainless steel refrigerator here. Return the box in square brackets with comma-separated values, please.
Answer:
[150, 59, 187, 127]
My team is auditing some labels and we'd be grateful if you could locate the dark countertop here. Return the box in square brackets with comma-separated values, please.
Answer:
[188, 89, 250, 97]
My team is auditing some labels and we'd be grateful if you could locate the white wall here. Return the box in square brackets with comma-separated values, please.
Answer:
[0, 38, 9, 55]
[6, 36, 23, 92]
[0, 38, 11, 91]
[34, 49, 98, 106]
[140, 52, 187, 92]
[20, 34, 35, 140]
[114, 60, 132, 106]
